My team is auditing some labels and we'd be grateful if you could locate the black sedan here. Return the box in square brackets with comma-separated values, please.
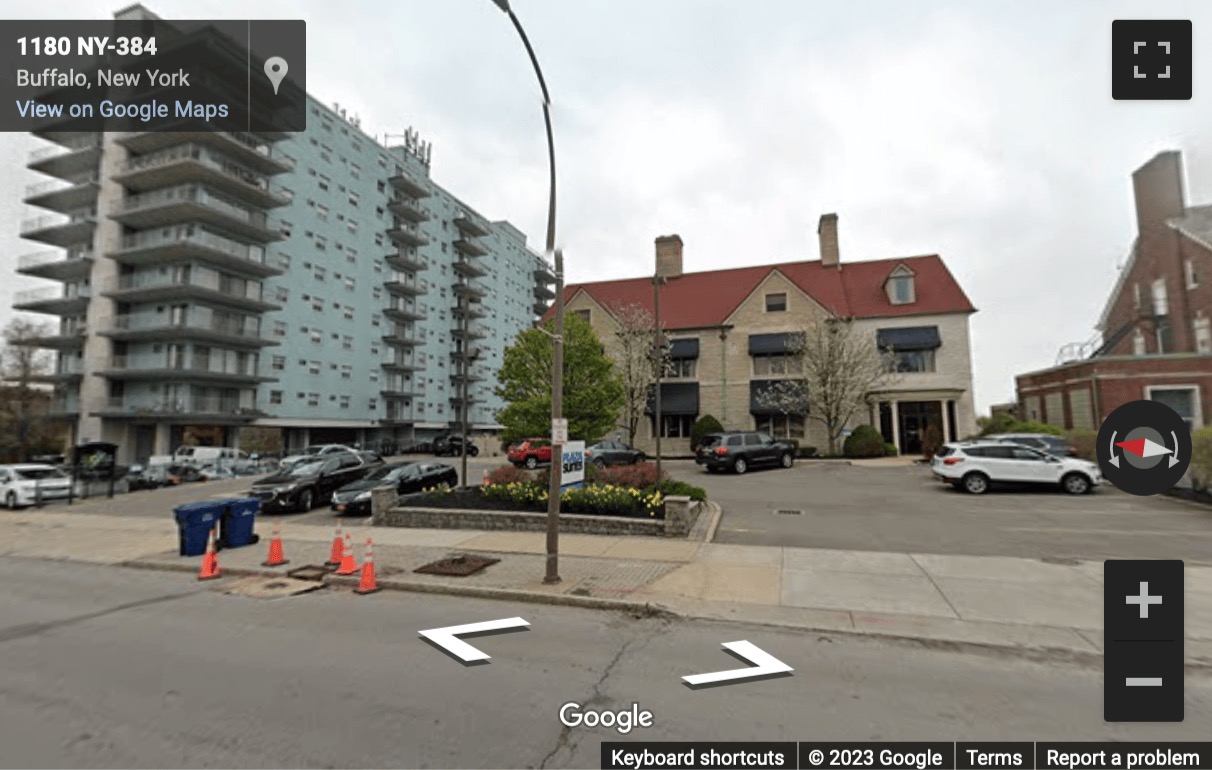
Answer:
[249, 453, 370, 513]
[331, 461, 459, 515]
[584, 440, 645, 467]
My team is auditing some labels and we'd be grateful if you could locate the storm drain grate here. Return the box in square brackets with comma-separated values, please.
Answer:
[414, 554, 500, 577]
[774, 508, 804, 516]
[286, 564, 331, 582]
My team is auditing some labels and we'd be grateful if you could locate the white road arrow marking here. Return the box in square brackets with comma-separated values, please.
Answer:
[418, 617, 529, 663]
[682, 640, 793, 686]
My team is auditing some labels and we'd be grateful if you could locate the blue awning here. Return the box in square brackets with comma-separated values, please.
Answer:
[669, 338, 699, 360]
[749, 333, 793, 355]
[646, 382, 700, 415]
[876, 326, 941, 351]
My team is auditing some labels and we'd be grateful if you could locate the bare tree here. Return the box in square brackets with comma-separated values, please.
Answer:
[755, 318, 898, 455]
[608, 303, 668, 446]
[1, 318, 57, 460]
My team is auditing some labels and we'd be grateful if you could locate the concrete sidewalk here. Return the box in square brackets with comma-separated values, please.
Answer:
[2, 508, 1210, 665]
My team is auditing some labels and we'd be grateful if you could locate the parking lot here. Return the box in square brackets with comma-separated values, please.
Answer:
[672, 459, 1212, 564]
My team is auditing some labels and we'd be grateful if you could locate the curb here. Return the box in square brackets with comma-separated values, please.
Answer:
[701, 502, 722, 544]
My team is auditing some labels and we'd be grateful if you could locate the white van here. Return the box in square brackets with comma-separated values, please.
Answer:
[173, 446, 249, 469]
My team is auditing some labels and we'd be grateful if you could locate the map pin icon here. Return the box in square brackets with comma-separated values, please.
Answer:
[264, 56, 288, 95]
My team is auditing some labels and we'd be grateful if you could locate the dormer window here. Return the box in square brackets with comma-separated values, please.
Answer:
[885, 264, 916, 305]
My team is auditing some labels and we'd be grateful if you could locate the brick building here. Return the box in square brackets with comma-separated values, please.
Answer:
[1015, 151, 1212, 431]
[550, 215, 978, 456]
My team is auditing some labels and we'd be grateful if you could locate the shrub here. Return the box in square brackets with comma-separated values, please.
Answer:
[883, 442, 898, 457]
[843, 425, 885, 458]
[690, 414, 724, 451]
[921, 422, 944, 460]
[481, 478, 548, 506]
[561, 484, 663, 517]
[588, 461, 664, 488]
[484, 464, 530, 486]
[647, 479, 707, 501]
[1065, 428, 1098, 461]
[796, 446, 817, 458]
[1190, 427, 1212, 492]
[977, 416, 1064, 437]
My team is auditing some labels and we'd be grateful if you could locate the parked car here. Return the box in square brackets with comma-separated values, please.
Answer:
[173, 446, 251, 469]
[331, 461, 459, 515]
[0, 464, 73, 508]
[125, 464, 163, 491]
[584, 440, 644, 467]
[166, 464, 208, 484]
[695, 431, 795, 474]
[278, 444, 358, 470]
[432, 435, 480, 457]
[251, 452, 372, 513]
[985, 433, 1076, 457]
[356, 450, 387, 468]
[507, 438, 554, 469]
[931, 441, 1102, 495]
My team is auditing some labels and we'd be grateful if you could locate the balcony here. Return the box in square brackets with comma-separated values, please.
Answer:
[388, 171, 431, 199]
[108, 227, 281, 278]
[98, 355, 270, 385]
[116, 131, 295, 175]
[111, 185, 280, 242]
[449, 370, 486, 384]
[103, 313, 274, 348]
[381, 386, 425, 400]
[381, 329, 424, 348]
[453, 258, 488, 278]
[17, 249, 94, 282]
[13, 285, 91, 316]
[453, 214, 491, 238]
[452, 282, 487, 300]
[384, 276, 428, 297]
[534, 264, 557, 284]
[102, 273, 278, 313]
[15, 326, 88, 350]
[23, 175, 100, 213]
[20, 211, 97, 248]
[383, 305, 427, 323]
[388, 198, 430, 223]
[94, 396, 265, 423]
[534, 282, 556, 300]
[46, 396, 81, 418]
[534, 300, 551, 317]
[387, 224, 430, 248]
[113, 144, 290, 209]
[25, 356, 85, 384]
[452, 237, 488, 257]
[27, 136, 102, 180]
[450, 324, 490, 340]
[381, 357, 421, 372]
[386, 251, 427, 273]
[452, 301, 487, 320]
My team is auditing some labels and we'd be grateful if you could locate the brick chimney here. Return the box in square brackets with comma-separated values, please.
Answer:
[1132, 151, 1186, 235]
[818, 213, 839, 267]
[655, 234, 683, 278]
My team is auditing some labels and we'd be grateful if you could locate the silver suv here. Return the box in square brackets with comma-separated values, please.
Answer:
[931, 441, 1102, 495]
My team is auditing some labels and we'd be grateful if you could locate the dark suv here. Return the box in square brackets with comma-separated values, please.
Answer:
[695, 431, 795, 474]
[432, 435, 479, 457]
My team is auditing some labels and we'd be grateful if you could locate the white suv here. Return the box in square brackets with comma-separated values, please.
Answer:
[931, 441, 1103, 495]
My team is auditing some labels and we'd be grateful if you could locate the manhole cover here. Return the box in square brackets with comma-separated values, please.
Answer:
[286, 564, 331, 582]
[1041, 556, 1081, 566]
[774, 508, 804, 515]
[414, 554, 500, 577]
[220, 576, 323, 599]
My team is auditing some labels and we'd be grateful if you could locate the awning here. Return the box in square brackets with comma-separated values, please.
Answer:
[646, 382, 700, 415]
[749, 332, 793, 355]
[750, 379, 807, 415]
[669, 338, 699, 360]
[876, 326, 941, 351]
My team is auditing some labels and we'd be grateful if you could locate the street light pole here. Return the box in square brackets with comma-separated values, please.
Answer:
[491, 0, 562, 584]
[460, 298, 470, 490]
[653, 273, 663, 489]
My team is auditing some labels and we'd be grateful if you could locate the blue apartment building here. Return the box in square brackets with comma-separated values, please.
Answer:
[12, 7, 555, 463]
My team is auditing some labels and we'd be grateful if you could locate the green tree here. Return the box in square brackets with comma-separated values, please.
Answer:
[495, 313, 625, 444]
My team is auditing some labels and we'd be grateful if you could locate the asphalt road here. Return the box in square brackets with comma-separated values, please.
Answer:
[1, 559, 1209, 769]
[669, 460, 1212, 563]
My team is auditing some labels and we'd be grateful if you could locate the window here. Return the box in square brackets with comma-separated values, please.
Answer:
[269, 390, 283, 405]
[339, 395, 351, 409]
[369, 398, 378, 410]
[573, 309, 591, 323]
[315, 204, 329, 221]
[1133, 328, 1147, 355]
[341, 364, 353, 379]
[311, 297, 324, 313]
[755, 414, 805, 440]
[1148, 386, 1201, 430]
[657, 414, 695, 438]
[308, 360, 321, 375]
[887, 349, 936, 373]
[274, 286, 288, 302]
[765, 293, 787, 312]
[667, 358, 696, 378]
[344, 306, 355, 320]
[1187, 260, 1199, 290]
[1196, 318, 1212, 354]
[1152, 278, 1169, 316]
[349, 192, 360, 206]
[753, 354, 802, 376]
[307, 392, 320, 407]
[1134, 283, 1143, 309]
[342, 336, 354, 350]
[271, 355, 285, 371]
[272, 321, 286, 337]
[886, 266, 916, 305]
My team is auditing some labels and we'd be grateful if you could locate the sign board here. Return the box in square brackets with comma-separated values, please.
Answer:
[840, 428, 853, 438]
[552, 418, 569, 444]
[561, 440, 586, 487]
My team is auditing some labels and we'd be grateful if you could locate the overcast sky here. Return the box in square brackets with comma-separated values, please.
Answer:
[1, 0, 1209, 413]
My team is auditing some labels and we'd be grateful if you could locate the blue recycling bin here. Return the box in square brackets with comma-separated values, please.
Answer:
[173, 501, 223, 557]
[217, 497, 261, 549]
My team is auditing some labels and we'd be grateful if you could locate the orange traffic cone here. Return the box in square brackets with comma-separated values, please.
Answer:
[261, 518, 289, 567]
[198, 527, 221, 581]
[335, 532, 359, 575]
[325, 524, 344, 566]
[354, 538, 380, 595]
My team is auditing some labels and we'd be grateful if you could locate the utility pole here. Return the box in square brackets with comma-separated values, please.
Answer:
[460, 297, 470, 489]
[653, 272, 663, 489]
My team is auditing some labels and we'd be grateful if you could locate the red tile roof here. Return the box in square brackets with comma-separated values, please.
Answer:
[543, 255, 976, 329]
